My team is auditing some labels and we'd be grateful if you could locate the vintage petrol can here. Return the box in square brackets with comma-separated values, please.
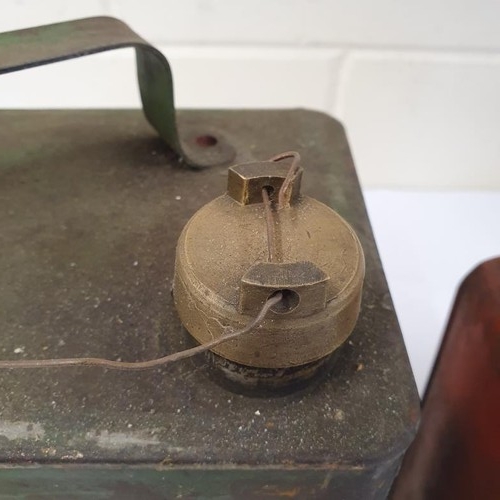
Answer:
[0, 17, 419, 499]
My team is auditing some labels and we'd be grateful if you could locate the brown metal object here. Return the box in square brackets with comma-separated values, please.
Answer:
[173, 157, 365, 371]
[391, 258, 500, 500]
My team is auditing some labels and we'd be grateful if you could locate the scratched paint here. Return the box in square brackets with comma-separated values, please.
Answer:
[0, 421, 45, 441]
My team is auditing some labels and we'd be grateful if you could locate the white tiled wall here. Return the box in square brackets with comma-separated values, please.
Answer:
[1, 0, 499, 189]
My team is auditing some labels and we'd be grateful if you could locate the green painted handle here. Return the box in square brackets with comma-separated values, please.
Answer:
[0, 16, 234, 168]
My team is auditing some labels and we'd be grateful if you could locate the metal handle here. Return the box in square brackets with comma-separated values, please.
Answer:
[0, 16, 234, 168]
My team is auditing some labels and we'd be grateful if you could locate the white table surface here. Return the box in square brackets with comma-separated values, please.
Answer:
[363, 189, 500, 395]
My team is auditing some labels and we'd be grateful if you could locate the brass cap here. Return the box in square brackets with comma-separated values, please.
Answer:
[173, 157, 364, 369]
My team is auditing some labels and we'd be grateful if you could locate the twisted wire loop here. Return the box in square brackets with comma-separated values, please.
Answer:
[262, 151, 302, 264]
[261, 186, 276, 262]
[269, 151, 302, 209]
[0, 293, 282, 371]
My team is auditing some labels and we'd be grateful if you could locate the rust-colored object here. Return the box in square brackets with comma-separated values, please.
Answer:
[391, 257, 500, 500]
[173, 155, 365, 370]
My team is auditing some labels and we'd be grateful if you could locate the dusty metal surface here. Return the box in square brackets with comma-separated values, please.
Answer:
[0, 108, 419, 498]
[0, 17, 235, 168]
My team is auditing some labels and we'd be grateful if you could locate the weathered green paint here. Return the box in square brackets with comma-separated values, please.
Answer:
[0, 465, 398, 499]
[0, 23, 73, 48]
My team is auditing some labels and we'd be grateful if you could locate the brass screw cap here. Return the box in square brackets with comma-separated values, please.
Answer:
[173, 156, 365, 369]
